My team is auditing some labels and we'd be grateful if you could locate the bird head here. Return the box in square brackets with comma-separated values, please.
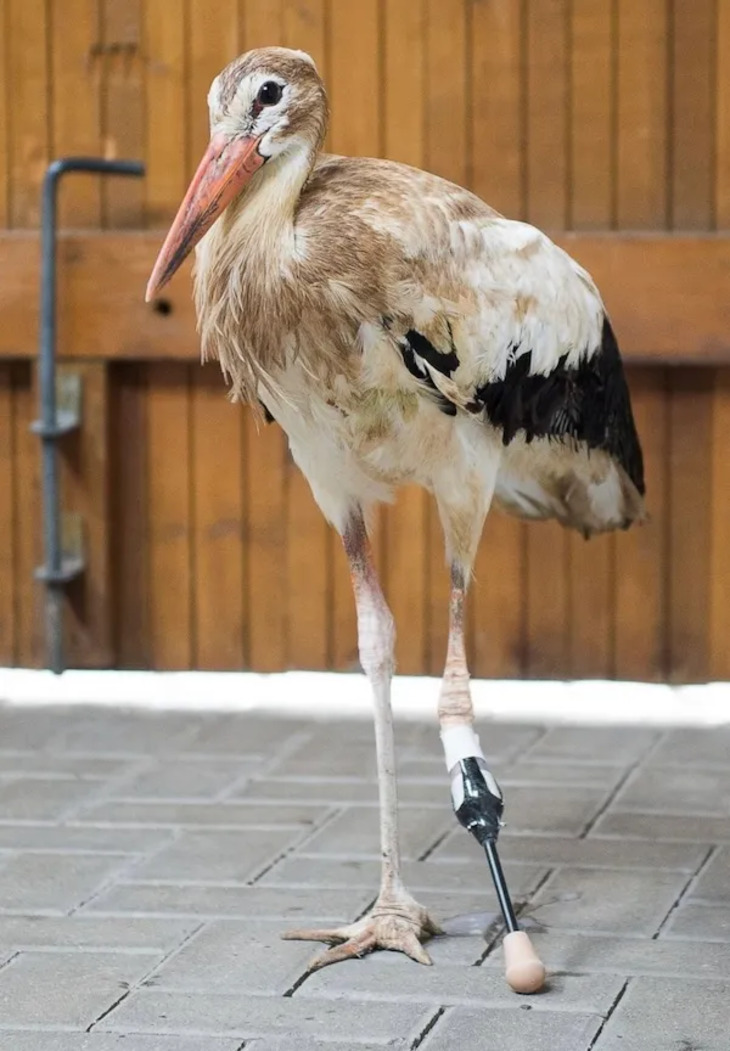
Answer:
[146, 47, 327, 301]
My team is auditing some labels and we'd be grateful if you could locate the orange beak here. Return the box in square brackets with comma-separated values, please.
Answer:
[145, 133, 265, 301]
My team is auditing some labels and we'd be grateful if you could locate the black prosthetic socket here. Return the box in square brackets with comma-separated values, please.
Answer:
[452, 757, 519, 934]
[453, 757, 504, 844]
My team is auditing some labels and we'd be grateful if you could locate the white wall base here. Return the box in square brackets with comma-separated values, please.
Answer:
[0, 667, 728, 726]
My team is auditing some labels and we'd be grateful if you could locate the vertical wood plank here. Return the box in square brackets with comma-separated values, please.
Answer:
[718, 0, 730, 229]
[326, 0, 382, 669]
[191, 367, 246, 669]
[711, 3, 730, 679]
[570, 0, 613, 230]
[384, 0, 425, 169]
[524, 0, 570, 677]
[51, 0, 102, 226]
[0, 365, 15, 663]
[243, 0, 283, 48]
[61, 363, 113, 667]
[328, 0, 380, 158]
[101, 0, 144, 227]
[144, 0, 187, 227]
[378, 0, 428, 673]
[526, 0, 568, 227]
[7, 0, 49, 227]
[279, 1, 330, 670]
[245, 411, 287, 670]
[110, 364, 151, 668]
[12, 366, 43, 666]
[146, 363, 192, 669]
[667, 369, 713, 682]
[423, 0, 468, 673]
[469, 0, 525, 678]
[283, 0, 326, 68]
[470, 0, 524, 218]
[614, 369, 668, 681]
[0, 0, 10, 228]
[710, 369, 730, 679]
[670, 0, 714, 229]
[567, 0, 615, 678]
[187, 0, 241, 168]
[616, 0, 669, 228]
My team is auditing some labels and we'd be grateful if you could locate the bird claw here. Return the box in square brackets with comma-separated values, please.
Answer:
[282, 895, 442, 972]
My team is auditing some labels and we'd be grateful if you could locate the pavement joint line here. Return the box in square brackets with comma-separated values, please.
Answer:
[586, 977, 631, 1050]
[577, 731, 666, 840]
[68, 830, 184, 916]
[410, 1005, 447, 1049]
[652, 844, 718, 940]
[57, 757, 155, 824]
[230, 729, 317, 793]
[87, 920, 206, 1032]
[417, 827, 452, 862]
[247, 817, 336, 887]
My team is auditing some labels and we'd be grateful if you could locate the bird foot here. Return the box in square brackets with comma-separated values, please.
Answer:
[282, 891, 442, 972]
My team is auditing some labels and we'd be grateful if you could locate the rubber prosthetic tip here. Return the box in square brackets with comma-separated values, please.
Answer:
[503, 931, 546, 994]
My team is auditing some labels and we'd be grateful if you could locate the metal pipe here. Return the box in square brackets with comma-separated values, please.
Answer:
[484, 839, 519, 934]
[38, 157, 145, 674]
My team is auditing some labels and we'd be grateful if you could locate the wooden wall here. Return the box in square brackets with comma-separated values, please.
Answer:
[1, 0, 729, 681]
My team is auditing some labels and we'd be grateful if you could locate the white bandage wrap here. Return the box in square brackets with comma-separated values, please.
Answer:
[440, 724, 486, 772]
[440, 725, 501, 811]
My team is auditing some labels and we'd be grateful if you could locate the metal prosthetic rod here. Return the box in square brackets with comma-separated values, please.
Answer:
[441, 727, 546, 994]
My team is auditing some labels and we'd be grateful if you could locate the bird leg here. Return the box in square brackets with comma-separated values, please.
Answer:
[438, 565, 546, 992]
[439, 566, 513, 887]
[283, 512, 441, 970]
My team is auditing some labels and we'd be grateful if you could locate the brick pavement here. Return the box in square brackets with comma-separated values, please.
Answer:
[0, 704, 728, 1049]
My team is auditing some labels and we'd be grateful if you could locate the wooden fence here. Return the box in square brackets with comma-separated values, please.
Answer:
[0, 0, 729, 681]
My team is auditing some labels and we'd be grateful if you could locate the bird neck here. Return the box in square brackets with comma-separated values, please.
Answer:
[223, 141, 315, 258]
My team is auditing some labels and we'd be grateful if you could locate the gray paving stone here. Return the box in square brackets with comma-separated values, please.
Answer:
[481, 929, 730, 979]
[500, 759, 626, 788]
[100, 990, 433, 1043]
[617, 766, 730, 816]
[180, 715, 309, 757]
[0, 706, 89, 749]
[0, 853, 130, 913]
[527, 867, 689, 935]
[240, 776, 448, 807]
[145, 919, 318, 994]
[261, 854, 545, 896]
[246, 1043, 397, 1051]
[687, 847, 730, 903]
[84, 883, 374, 922]
[112, 758, 263, 800]
[51, 711, 203, 755]
[0, 778, 100, 821]
[0, 915, 197, 952]
[0, 950, 156, 1027]
[0, 825, 172, 854]
[421, 1005, 603, 1051]
[127, 828, 304, 883]
[299, 805, 453, 860]
[662, 903, 730, 941]
[431, 830, 710, 870]
[647, 726, 730, 767]
[526, 725, 658, 764]
[0, 1037, 240, 1051]
[594, 976, 729, 1050]
[0, 754, 128, 779]
[299, 959, 625, 1013]
[75, 800, 326, 829]
[593, 810, 730, 842]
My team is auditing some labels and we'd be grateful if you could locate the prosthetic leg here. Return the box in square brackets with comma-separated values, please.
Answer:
[441, 726, 546, 993]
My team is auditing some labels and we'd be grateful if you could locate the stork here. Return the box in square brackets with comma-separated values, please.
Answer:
[146, 47, 645, 989]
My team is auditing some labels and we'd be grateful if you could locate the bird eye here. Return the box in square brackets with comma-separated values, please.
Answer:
[257, 81, 283, 106]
